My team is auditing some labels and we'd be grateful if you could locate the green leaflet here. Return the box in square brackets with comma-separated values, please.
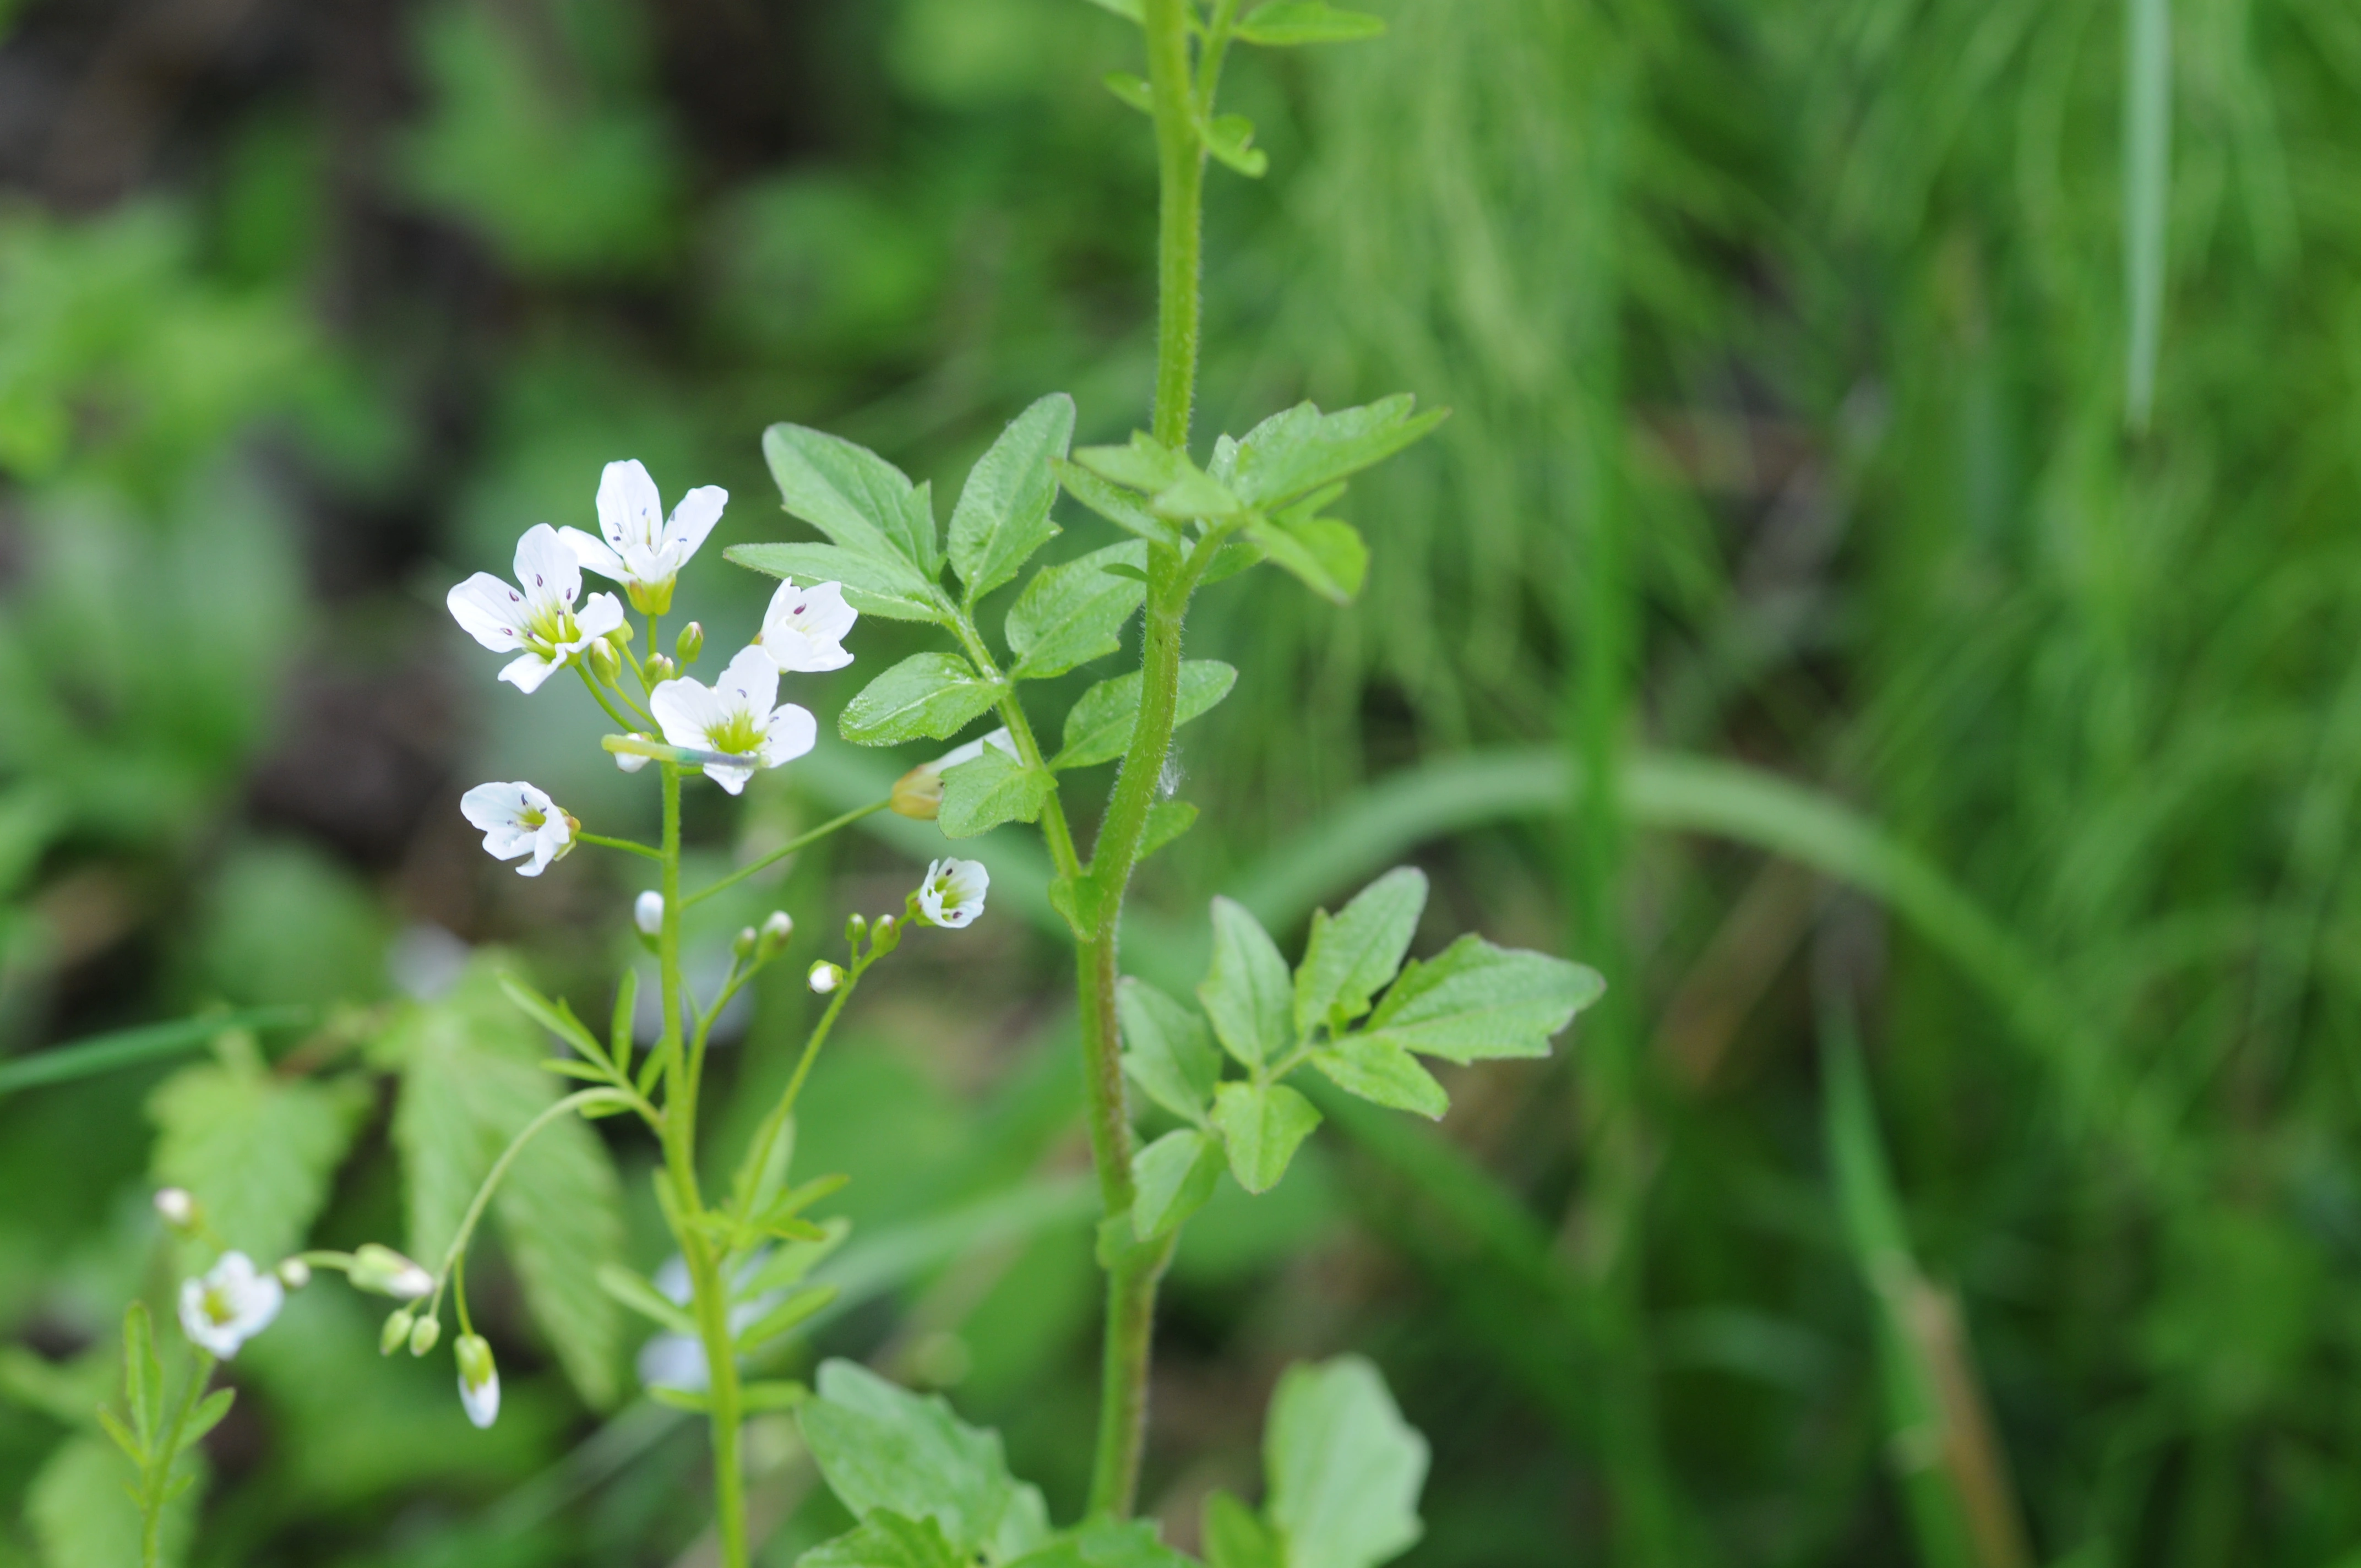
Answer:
[148, 1060, 368, 1264]
[1243, 512, 1367, 603]
[1310, 1036, 1447, 1120]
[1136, 799, 1199, 862]
[378, 960, 627, 1409]
[1198, 897, 1293, 1068]
[1130, 1128, 1225, 1242]
[799, 1360, 1052, 1564]
[950, 393, 1073, 603]
[1049, 457, 1184, 549]
[725, 541, 944, 624]
[1053, 660, 1236, 769]
[840, 652, 1002, 745]
[1265, 1357, 1429, 1568]
[1210, 1080, 1321, 1195]
[938, 747, 1056, 839]
[761, 422, 939, 575]
[1008, 1519, 1198, 1568]
[1294, 866, 1427, 1034]
[1359, 935, 1603, 1064]
[1117, 977, 1221, 1125]
[1233, 1, 1387, 45]
[1203, 115, 1269, 179]
[1068, 434, 1242, 521]
[1201, 1491, 1283, 1568]
[802, 1511, 967, 1568]
[1227, 395, 1447, 510]
[1004, 542, 1149, 679]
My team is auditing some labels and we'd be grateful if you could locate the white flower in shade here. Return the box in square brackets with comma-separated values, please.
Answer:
[460, 782, 576, 876]
[558, 460, 726, 616]
[752, 578, 857, 673]
[447, 525, 627, 694]
[914, 858, 989, 929]
[178, 1252, 284, 1359]
[634, 891, 665, 935]
[649, 646, 818, 796]
[455, 1333, 501, 1429]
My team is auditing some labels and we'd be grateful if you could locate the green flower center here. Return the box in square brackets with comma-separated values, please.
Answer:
[203, 1286, 237, 1325]
[519, 807, 546, 830]
[708, 712, 763, 755]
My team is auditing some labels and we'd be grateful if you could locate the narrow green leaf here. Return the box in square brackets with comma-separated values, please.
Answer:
[1202, 114, 1269, 178]
[648, 1384, 710, 1413]
[178, 1388, 236, 1450]
[96, 1407, 143, 1466]
[1005, 543, 1149, 679]
[1309, 1036, 1447, 1120]
[1211, 1081, 1321, 1195]
[1117, 977, 1221, 1125]
[1069, 434, 1242, 521]
[1230, 395, 1448, 509]
[724, 541, 944, 623]
[761, 422, 940, 574]
[538, 1058, 612, 1083]
[595, 1264, 700, 1339]
[122, 1303, 156, 1445]
[2123, 0, 2170, 429]
[951, 393, 1073, 602]
[1051, 458, 1184, 549]
[742, 1379, 810, 1412]
[938, 747, 1057, 839]
[149, 1061, 368, 1263]
[1294, 867, 1428, 1033]
[803, 1511, 969, 1568]
[1198, 897, 1293, 1068]
[799, 1359, 1053, 1562]
[498, 974, 607, 1065]
[1137, 800, 1198, 862]
[1053, 661, 1236, 770]
[737, 1215, 852, 1298]
[1202, 1491, 1284, 1568]
[841, 652, 1002, 745]
[1079, 0, 1142, 19]
[735, 1284, 838, 1354]
[1360, 935, 1603, 1064]
[1101, 71, 1153, 115]
[30, 1434, 198, 1568]
[1234, 1, 1386, 45]
[1131, 1129, 1223, 1242]
[608, 971, 636, 1085]
[1264, 1357, 1428, 1568]
[0, 1006, 312, 1097]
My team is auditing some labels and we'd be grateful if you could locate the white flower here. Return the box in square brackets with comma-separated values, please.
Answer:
[460, 782, 575, 876]
[808, 961, 843, 994]
[614, 732, 654, 774]
[635, 891, 665, 935]
[915, 858, 989, 929]
[752, 578, 857, 673]
[154, 1188, 195, 1228]
[447, 525, 627, 694]
[455, 1333, 501, 1429]
[177, 1252, 284, 1359]
[558, 460, 726, 615]
[649, 646, 819, 796]
[351, 1243, 434, 1300]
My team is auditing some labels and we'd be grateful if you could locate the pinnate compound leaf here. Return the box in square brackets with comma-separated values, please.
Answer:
[1198, 897, 1293, 1068]
[841, 653, 1002, 744]
[763, 423, 939, 575]
[1235, 1, 1386, 45]
[1310, 1036, 1448, 1120]
[951, 393, 1073, 602]
[1201, 1491, 1283, 1568]
[150, 1060, 368, 1264]
[802, 1511, 967, 1568]
[1117, 977, 1221, 1125]
[799, 1359, 1052, 1563]
[1230, 396, 1448, 509]
[1211, 1081, 1321, 1195]
[1203, 115, 1269, 178]
[1008, 1520, 1196, 1568]
[938, 747, 1056, 839]
[1265, 1357, 1428, 1568]
[726, 542, 944, 624]
[30, 1434, 198, 1568]
[1361, 936, 1604, 1064]
[379, 959, 625, 1408]
[1005, 543, 1147, 679]
[1050, 458, 1184, 549]
[1294, 867, 1428, 1033]
[1054, 660, 1236, 769]
[1130, 1129, 1224, 1242]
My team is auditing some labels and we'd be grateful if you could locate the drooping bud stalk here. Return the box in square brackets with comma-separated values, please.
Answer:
[380, 1308, 416, 1356]
[455, 1333, 502, 1428]
[154, 1188, 197, 1231]
[889, 763, 944, 820]
[675, 622, 704, 665]
[757, 911, 793, 960]
[276, 1257, 312, 1290]
[409, 1315, 442, 1355]
[352, 1244, 434, 1300]
[808, 961, 844, 995]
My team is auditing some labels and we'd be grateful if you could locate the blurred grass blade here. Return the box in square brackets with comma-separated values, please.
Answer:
[1823, 1012, 2030, 1568]
[0, 1006, 314, 1097]
[2123, 0, 2170, 428]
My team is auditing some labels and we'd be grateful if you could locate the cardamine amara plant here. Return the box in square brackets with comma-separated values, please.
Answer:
[118, 3, 1603, 1565]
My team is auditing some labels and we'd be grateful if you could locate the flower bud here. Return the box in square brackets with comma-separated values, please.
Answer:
[380, 1308, 416, 1356]
[611, 619, 635, 644]
[409, 1315, 442, 1355]
[587, 636, 622, 685]
[757, 911, 793, 960]
[634, 890, 665, 937]
[675, 622, 704, 665]
[871, 913, 899, 954]
[616, 733, 652, 775]
[455, 1333, 502, 1429]
[352, 1244, 434, 1300]
[276, 1257, 312, 1290]
[808, 961, 844, 995]
[154, 1188, 197, 1230]
[733, 925, 759, 960]
[845, 912, 867, 945]
[889, 764, 944, 820]
[645, 654, 677, 684]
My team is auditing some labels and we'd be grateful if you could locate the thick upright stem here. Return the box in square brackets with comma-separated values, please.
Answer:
[1079, 0, 1204, 1518]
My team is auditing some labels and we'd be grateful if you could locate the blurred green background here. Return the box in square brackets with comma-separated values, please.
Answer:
[5, 0, 2361, 1564]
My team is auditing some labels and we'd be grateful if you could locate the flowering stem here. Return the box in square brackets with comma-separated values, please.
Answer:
[1071, 0, 1205, 1521]
[681, 798, 892, 910]
[729, 946, 871, 1229]
[139, 1348, 216, 1568]
[578, 831, 663, 860]
[422, 1086, 632, 1321]
[947, 614, 1082, 876]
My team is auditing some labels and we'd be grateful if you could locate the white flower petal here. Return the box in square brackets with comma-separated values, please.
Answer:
[704, 761, 754, 795]
[665, 485, 727, 562]
[715, 645, 781, 717]
[448, 574, 531, 652]
[177, 1252, 284, 1359]
[650, 678, 725, 752]
[757, 580, 857, 672]
[558, 526, 630, 584]
[499, 651, 561, 693]
[758, 704, 818, 770]
[598, 460, 666, 556]
[513, 524, 583, 614]
[573, 592, 627, 644]
[459, 1368, 502, 1429]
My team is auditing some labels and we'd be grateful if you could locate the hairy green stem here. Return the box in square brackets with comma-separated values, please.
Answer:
[140, 1349, 215, 1568]
[1075, 0, 1205, 1519]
